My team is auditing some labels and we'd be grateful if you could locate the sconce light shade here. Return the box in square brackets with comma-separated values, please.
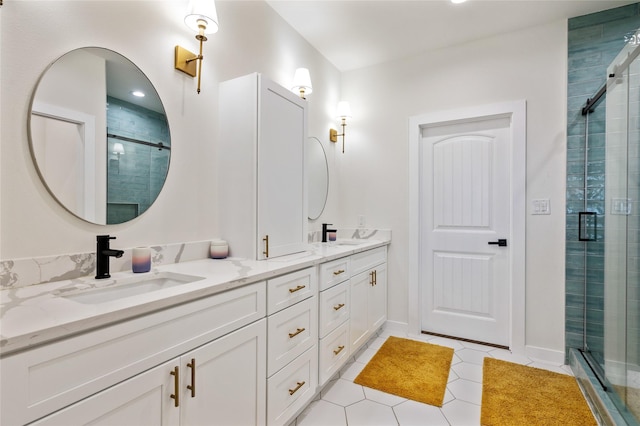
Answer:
[113, 142, 125, 155]
[185, 0, 219, 34]
[336, 101, 352, 119]
[291, 68, 313, 99]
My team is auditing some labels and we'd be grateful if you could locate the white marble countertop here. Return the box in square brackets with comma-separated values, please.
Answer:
[0, 239, 389, 356]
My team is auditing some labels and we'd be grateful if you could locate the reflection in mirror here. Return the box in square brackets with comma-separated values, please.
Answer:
[29, 47, 170, 225]
[307, 137, 329, 220]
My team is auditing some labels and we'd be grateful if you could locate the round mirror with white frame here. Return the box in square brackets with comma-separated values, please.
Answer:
[29, 47, 170, 225]
[307, 136, 329, 220]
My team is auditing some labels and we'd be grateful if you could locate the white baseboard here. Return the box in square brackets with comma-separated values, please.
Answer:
[382, 320, 408, 335]
[526, 345, 566, 365]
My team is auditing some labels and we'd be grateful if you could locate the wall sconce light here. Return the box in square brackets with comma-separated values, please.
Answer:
[291, 68, 313, 99]
[112, 142, 125, 173]
[112, 142, 125, 157]
[329, 101, 352, 153]
[174, 0, 219, 94]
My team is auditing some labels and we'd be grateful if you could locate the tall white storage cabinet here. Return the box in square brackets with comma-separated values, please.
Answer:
[218, 73, 308, 260]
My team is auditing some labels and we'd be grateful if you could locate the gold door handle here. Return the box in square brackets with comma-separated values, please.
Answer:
[374, 270, 377, 286]
[288, 327, 306, 338]
[187, 358, 196, 398]
[289, 285, 306, 293]
[333, 345, 345, 355]
[333, 269, 345, 276]
[288, 381, 306, 395]
[370, 271, 375, 286]
[170, 366, 180, 407]
[333, 303, 345, 311]
[263, 235, 269, 258]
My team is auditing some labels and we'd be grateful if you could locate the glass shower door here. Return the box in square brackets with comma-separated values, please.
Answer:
[604, 32, 640, 424]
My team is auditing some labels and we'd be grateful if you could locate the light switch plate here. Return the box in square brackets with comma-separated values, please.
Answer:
[532, 199, 550, 215]
[611, 198, 632, 215]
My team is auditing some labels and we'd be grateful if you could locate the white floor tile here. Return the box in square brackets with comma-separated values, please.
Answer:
[529, 361, 572, 375]
[441, 399, 481, 425]
[451, 362, 483, 383]
[294, 331, 581, 426]
[455, 348, 490, 365]
[488, 348, 532, 365]
[355, 346, 379, 364]
[321, 378, 366, 406]
[393, 400, 449, 426]
[339, 360, 366, 381]
[447, 378, 483, 405]
[345, 399, 399, 426]
[363, 386, 407, 406]
[296, 400, 346, 426]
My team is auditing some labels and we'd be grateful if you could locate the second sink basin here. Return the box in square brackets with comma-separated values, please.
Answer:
[61, 272, 205, 305]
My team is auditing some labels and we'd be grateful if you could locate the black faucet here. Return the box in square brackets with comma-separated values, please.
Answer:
[322, 223, 337, 243]
[95, 235, 124, 279]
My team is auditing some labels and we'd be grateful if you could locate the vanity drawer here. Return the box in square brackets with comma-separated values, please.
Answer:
[319, 280, 349, 338]
[318, 321, 350, 386]
[350, 246, 386, 276]
[267, 345, 318, 426]
[267, 296, 317, 376]
[0, 282, 266, 426]
[319, 257, 350, 291]
[267, 266, 316, 315]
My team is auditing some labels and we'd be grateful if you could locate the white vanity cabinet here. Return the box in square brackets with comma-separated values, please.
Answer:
[349, 247, 388, 354]
[266, 267, 318, 425]
[1, 282, 267, 426]
[317, 257, 352, 385]
[32, 319, 266, 426]
[218, 73, 308, 260]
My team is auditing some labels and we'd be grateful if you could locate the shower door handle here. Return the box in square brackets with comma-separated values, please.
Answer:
[488, 239, 508, 247]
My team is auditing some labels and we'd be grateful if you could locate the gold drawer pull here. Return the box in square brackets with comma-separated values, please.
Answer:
[263, 235, 269, 258]
[288, 381, 306, 395]
[333, 345, 345, 355]
[289, 285, 306, 293]
[187, 358, 196, 398]
[333, 303, 345, 311]
[170, 366, 180, 407]
[333, 269, 345, 276]
[288, 327, 306, 338]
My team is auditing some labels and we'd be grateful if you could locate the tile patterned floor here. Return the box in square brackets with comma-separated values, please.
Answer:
[294, 328, 574, 426]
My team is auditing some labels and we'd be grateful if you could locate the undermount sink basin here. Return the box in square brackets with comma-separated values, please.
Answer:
[61, 272, 205, 305]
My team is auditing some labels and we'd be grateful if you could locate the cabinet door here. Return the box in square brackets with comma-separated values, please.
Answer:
[257, 77, 307, 259]
[369, 263, 387, 332]
[31, 360, 180, 426]
[181, 319, 267, 426]
[349, 269, 372, 353]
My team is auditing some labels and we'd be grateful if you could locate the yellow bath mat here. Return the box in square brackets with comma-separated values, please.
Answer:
[353, 336, 454, 406]
[481, 357, 597, 425]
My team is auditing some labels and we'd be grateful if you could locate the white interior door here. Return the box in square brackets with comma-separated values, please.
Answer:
[420, 116, 511, 347]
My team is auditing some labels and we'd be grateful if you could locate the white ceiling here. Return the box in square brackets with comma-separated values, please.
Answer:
[265, 0, 637, 71]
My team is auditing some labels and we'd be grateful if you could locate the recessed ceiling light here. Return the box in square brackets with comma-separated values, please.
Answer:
[131, 90, 145, 97]
[451, 0, 467, 3]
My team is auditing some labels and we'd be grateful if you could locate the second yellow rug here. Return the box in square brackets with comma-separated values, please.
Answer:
[481, 357, 597, 425]
[354, 336, 454, 406]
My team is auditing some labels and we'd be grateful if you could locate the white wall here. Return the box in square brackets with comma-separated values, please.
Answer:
[1, 1, 570, 356]
[0, 0, 341, 258]
[339, 20, 568, 356]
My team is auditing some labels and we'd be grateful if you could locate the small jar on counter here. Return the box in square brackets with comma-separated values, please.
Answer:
[210, 239, 229, 259]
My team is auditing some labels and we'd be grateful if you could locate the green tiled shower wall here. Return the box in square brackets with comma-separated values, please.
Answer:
[566, 4, 640, 360]
[106, 96, 170, 224]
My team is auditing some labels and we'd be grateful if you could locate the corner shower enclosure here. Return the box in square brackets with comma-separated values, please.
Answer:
[576, 31, 640, 425]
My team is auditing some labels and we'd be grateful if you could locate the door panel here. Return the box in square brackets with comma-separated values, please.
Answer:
[421, 116, 510, 346]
